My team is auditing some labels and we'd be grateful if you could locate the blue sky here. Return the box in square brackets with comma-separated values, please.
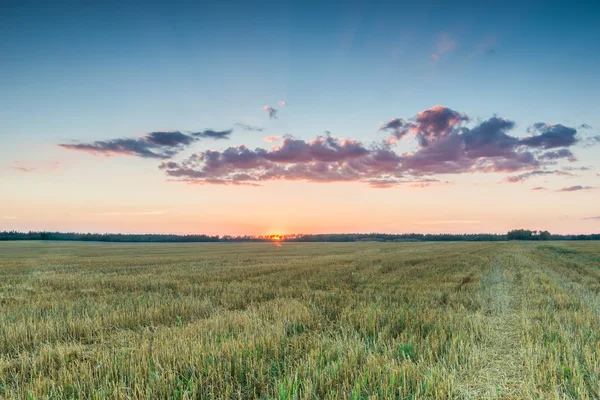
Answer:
[1, 0, 599, 234]
[3, 0, 599, 141]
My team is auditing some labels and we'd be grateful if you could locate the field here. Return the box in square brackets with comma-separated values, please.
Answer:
[1, 241, 600, 399]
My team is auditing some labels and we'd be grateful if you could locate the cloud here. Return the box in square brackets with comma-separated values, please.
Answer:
[505, 169, 577, 183]
[11, 166, 36, 172]
[395, 111, 548, 176]
[505, 170, 556, 183]
[531, 187, 547, 191]
[379, 118, 413, 139]
[583, 136, 600, 147]
[95, 211, 165, 216]
[279, 100, 287, 106]
[579, 123, 592, 130]
[379, 105, 468, 143]
[432, 33, 456, 61]
[192, 129, 232, 140]
[160, 114, 522, 186]
[9, 161, 61, 173]
[539, 149, 576, 161]
[235, 123, 265, 132]
[263, 136, 280, 143]
[521, 123, 578, 149]
[385, 116, 582, 178]
[562, 166, 590, 172]
[583, 216, 600, 220]
[145, 131, 195, 146]
[160, 135, 400, 186]
[158, 106, 585, 187]
[462, 117, 517, 157]
[366, 178, 447, 189]
[60, 130, 231, 159]
[413, 106, 469, 146]
[264, 106, 278, 119]
[61, 138, 179, 159]
[557, 185, 595, 192]
[2, 216, 18, 219]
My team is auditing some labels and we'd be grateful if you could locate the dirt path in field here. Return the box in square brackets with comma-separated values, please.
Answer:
[456, 250, 526, 398]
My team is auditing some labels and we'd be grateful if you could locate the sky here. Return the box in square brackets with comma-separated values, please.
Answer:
[1, 0, 600, 235]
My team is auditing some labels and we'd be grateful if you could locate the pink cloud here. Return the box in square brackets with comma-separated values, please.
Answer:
[432, 33, 456, 61]
[263, 136, 280, 143]
[156, 105, 584, 188]
[437, 33, 456, 54]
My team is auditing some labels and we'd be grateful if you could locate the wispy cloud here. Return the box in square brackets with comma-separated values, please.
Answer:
[60, 130, 231, 159]
[235, 123, 265, 132]
[475, 36, 497, 56]
[95, 211, 165, 216]
[583, 216, 600, 220]
[264, 106, 278, 119]
[263, 136, 280, 143]
[557, 186, 595, 192]
[505, 170, 576, 183]
[9, 161, 60, 173]
[366, 178, 448, 189]
[193, 129, 232, 140]
[432, 33, 456, 61]
[531, 187, 547, 191]
[583, 136, 600, 147]
[505, 170, 556, 183]
[2, 216, 18, 219]
[562, 166, 590, 172]
[11, 166, 36, 172]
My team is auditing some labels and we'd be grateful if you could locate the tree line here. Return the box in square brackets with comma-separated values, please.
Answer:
[0, 230, 598, 242]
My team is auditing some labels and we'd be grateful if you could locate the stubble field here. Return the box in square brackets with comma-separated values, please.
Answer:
[1, 241, 600, 399]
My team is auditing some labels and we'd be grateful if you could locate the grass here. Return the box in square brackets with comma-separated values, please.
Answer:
[0, 241, 599, 398]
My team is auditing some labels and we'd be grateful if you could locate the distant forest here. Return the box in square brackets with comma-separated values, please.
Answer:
[0, 230, 599, 242]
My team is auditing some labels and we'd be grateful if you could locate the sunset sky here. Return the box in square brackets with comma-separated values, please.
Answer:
[2, 0, 599, 235]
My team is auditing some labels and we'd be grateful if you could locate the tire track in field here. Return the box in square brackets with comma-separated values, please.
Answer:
[456, 249, 525, 398]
